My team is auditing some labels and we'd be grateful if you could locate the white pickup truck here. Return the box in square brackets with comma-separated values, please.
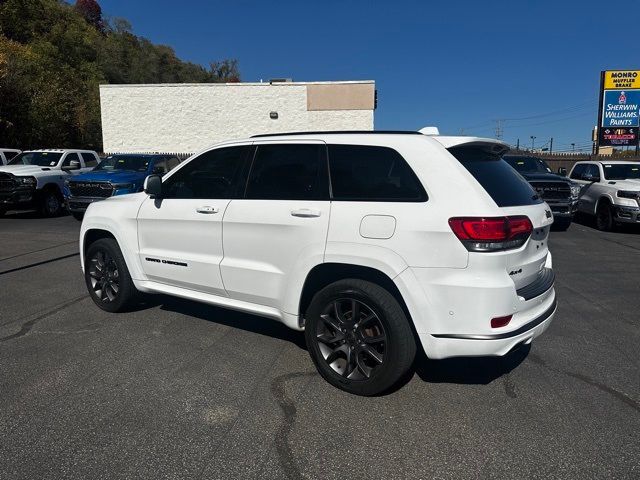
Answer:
[0, 149, 99, 217]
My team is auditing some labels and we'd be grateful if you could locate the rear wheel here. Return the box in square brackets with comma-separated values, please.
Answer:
[595, 201, 615, 231]
[305, 279, 416, 396]
[39, 188, 63, 217]
[85, 238, 138, 312]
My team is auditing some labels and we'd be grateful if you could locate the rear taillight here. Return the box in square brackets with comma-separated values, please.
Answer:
[448, 216, 533, 252]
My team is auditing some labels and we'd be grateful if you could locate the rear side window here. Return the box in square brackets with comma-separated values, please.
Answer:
[246, 144, 327, 200]
[449, 146, 542, 207]
[81, 153, 98, 167]
[328, 145, 426, 201]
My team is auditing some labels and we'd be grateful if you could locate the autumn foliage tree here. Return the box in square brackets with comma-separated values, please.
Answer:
[75, 0, 104, 32]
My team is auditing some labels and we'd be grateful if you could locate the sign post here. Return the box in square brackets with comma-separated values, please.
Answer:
[597, 70, 640, 154]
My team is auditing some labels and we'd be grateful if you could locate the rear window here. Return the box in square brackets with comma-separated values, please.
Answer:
[448, 146, 542, 207]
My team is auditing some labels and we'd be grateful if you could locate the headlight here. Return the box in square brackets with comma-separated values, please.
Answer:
[15, 176, 37, 187]
[617, 190, 640, 200]
[112, 183, 134, 190]
[569, 184, 581, 198]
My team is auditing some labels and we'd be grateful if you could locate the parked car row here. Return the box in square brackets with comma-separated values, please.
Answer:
[0, 149, 181, 218]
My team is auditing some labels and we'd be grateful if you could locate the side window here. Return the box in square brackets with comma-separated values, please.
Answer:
[245, 144, 327, 200]
[328, 145, 427, 201]
[62, 152, 80, 166]
[162, 146, 250, 199]
[167, 157, 181, 171]
[583, 164, 601, 181]
[81, 153, 98, 167]
[152, 158, 169, 175]
[5, 151, 19, 161]
[570, 164, 586, 180]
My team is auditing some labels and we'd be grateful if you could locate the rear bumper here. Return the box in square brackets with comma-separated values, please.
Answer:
[420, 290, 556, 359]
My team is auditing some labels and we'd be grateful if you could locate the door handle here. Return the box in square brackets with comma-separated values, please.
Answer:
[196, 206, 219, 214]
[291, 208, 321, 218]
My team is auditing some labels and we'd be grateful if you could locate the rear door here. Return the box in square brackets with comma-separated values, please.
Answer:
[449, 145, 553, 290]
[221, 141, 330, 310]
[136, 145, 251, 295]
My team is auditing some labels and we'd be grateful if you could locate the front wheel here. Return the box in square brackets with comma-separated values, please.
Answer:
[39, 189, 63, 217]
[595, 202, 615, 231]
[304, 279, 416, 396]
[85, 238, 138, 312]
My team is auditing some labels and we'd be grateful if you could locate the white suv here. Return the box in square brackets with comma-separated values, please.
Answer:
[569, 160, 640, 231]
[80, 131, 556, 395]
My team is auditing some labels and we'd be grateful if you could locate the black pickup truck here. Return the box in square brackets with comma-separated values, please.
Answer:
[503, 155, 580, 231]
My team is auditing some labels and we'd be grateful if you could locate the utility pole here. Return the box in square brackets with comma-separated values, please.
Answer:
[549, 137, 553, 154]
[571, 143, 575, 152]
[494, 119, 504, 140]
[530, 135, 536, 151]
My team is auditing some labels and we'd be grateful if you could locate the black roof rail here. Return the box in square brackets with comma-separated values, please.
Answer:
[251, 130, 423, 138]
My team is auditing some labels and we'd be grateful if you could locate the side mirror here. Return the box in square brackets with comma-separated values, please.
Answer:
[62, 160, 80, 171]
[144, 174, 163, 197]
[558, 167, 567, 176]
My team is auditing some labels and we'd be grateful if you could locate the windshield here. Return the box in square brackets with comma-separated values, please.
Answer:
[602, 163, 640, 180]
[95, 155, 151, 172]
[8, 152, 63, 167]
[503, 156, 552, 174]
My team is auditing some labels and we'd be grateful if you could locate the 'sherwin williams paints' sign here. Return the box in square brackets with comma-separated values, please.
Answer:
[598, 70, 640, 148]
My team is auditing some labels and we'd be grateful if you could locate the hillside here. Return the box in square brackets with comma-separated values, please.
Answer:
[0, 0, 239, 150]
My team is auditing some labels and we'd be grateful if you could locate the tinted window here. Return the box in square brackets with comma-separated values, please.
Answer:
[9, 152, 63, 166]
[603, 163, 640, 180]
[62, 153, 80, 166]
[162, 146, 249, 199]
[152, 158, 169, 175]
[583, 164, 600, 180]
[328, 145, 426, 201]
[95, 155, 150, 172]
[5, 151, 19, 161]
[503, 156, 551, 174]
[81, 153, 98, 167]
[245, 144, 326, 200]
[449, 146, 542, 207]
[168, 157, 181, 171]
[570, 164, 586, 180]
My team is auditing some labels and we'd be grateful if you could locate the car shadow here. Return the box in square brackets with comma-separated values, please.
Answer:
[1, 210, 70, 219]
[572, 212, 640, 233]
[413, 342, 531, 386]
[152, 294, 308, 350]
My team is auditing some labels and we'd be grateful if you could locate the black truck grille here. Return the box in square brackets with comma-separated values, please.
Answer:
[69, 182, 114, 198]
[530, 181, 571, 201]
[0, 173, 16, 192]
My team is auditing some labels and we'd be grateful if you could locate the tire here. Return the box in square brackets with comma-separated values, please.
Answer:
[84, 238, 138, 313]
[39, 188, 63, 217]
[304, 279, 416, 396]
[551, 217, 571, 231]
[595, 201, 615, 232]
[72, 212, 84, 221]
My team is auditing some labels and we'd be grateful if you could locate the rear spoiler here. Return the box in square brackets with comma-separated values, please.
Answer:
[431, 136, 510, 157]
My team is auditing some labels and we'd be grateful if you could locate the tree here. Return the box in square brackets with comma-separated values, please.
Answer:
[75, 0, 104, 32]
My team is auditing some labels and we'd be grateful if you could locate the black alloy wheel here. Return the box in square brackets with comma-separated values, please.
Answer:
[88, 249, 120, 304]
[596, 202, 614, 231]
[316, 298, 387, 380]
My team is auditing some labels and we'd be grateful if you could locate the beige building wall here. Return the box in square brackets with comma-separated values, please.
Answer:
[99, 81, 375, 153]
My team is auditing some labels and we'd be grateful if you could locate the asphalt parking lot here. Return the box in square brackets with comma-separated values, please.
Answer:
[0, 212, 638, 480]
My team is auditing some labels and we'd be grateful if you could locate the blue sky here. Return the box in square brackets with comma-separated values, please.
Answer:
[99, 0, 637, 152]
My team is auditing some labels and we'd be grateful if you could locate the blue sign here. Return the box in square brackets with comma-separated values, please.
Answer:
[602, 90, 640, 127]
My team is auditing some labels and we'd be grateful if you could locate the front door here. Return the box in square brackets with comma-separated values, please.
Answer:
[221, 142, 330, 312]
[137, 145, 251, 295]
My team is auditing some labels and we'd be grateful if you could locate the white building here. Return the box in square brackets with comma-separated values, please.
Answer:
[99, 80, 375, 154]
